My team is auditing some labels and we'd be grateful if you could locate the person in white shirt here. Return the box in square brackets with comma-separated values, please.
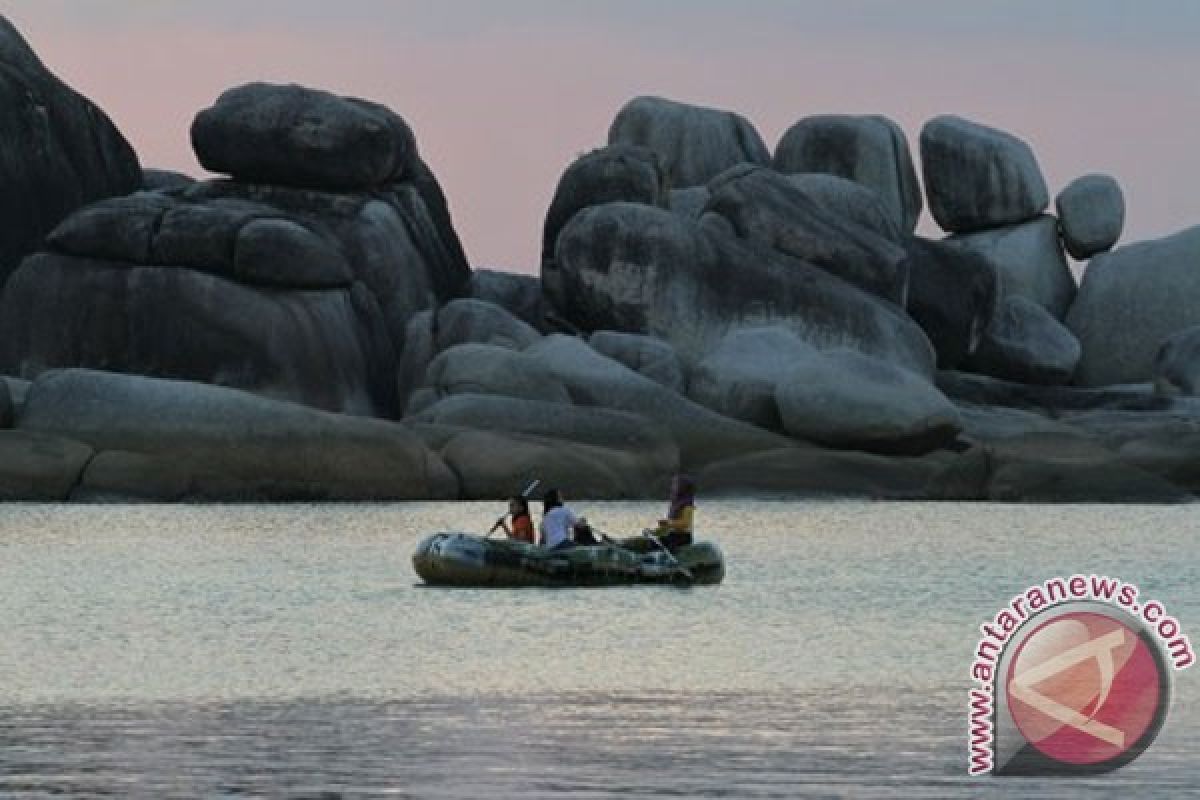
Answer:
[538, 488, 587, 549]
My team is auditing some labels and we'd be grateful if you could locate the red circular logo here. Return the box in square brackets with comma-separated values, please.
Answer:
[1006, 611, 1166, 767]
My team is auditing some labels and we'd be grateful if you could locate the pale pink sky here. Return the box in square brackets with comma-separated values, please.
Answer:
[9, 2, 1200, 271]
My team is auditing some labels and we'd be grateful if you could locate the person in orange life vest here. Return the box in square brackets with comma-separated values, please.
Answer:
[499, 495, 535, 543]
[650, 474, 695, 551]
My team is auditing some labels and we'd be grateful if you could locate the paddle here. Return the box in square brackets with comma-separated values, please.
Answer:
[485, 479, 541, 539]
[641, 529, 694, 583]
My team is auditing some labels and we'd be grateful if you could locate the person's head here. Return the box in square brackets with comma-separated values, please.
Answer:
[543, 488, 563, 512]
[509, 496, 529, 516]
[668, 474, 695, 515]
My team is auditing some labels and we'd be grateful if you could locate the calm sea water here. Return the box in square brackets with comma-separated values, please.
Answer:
[0, 502, 1196, 798]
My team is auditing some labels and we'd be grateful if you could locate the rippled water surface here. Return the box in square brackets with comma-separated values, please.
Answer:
[0, 502, 1197, 797]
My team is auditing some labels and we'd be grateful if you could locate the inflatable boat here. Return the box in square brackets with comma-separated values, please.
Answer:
[413, 533, 725, 587]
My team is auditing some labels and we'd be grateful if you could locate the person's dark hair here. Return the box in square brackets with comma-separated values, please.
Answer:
[509, 496, 530, 516]
[543, 487, 563, 511]
[668, 474, 696, 519]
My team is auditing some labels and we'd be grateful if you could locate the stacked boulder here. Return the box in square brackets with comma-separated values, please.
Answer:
[0, 82, 469, 417]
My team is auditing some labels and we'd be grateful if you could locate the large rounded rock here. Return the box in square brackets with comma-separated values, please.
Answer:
[0, 431, 94, 501]
[524, 335, 791, 468]
[422, 343, 570, 405]
[607, 96, 770, 188]
[468, 269, 546, 332]
[920, 115, 1048, 233]
[705, 166, 910, 304]
[776, 349, 962, 455]
[1067, 226, 1200, 387]
[1056, 174, 1125, 260]
[942, 215, 1075, 319]
[902, 236, 999, 369]
[20, 369, 457, 501]
[550, 202, 935, 375]
[0, 15, 142, 285]
[191, 83, 417, 190]
[773, 115, 921, 233]
[0, 253, 394, 416]
[687, 327, 815, 429]
[588, 331, 684, 392]
[541, 145, 665, 277]
[783, 173, 904, 243]
[1153, 326, 1200, 396]
[435, 298, 542, 352]
[967, 296, 1081, 385]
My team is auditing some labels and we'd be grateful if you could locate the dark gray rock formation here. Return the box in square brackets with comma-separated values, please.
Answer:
[920, 115, 1048, 233]
[469, 269, 546, 331]
[422, 343, 570, 405]
[19, 369, 458, 501]
[773, 114, 921, 233]
[783, 173, 905, 242]
[901, 236, 999, 369]
[705, 166, 910, 304]
[967, 295, 1081, 385]
[936, 370, 1165, 413]
[1056, 174, 1124, 260]
[435, 298, 542, 352]
[550, 202, 935, 375]
[191, 82, 417, 190]
[1154, 326, 1200, 396]
[943, 215, 1075, 319]
[0, 379, 11, 429]
[775, 348, 962, 455]
[588, 331, 685, 392]
[0, 431, 94, 501]
[541, 145, 665, 288]
[0, 15, 142, 285]
[607, 96, 770, 188]
[1067, 226, 1200, 386]
[687, 326, 815, 429]
[142, 169, 195, 192]
[668, 187, 710, 220]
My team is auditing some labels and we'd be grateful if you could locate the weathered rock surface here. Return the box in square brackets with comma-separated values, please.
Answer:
[0, 431, 94, 501]
[588, 331, 685, 392]
[967, 296, 1081, 385]
[985, 433, 1189, 503]
[937, 370, 1165, 413]
[705, 166, 910, 304]
[541, 144, 665, 284]
[687, 327, 815, 429]
[901, 236, 999, 369]
[1119, 432, 1200, 493]
[956, 404, 1080, 442]
[773, 114, 921, 233]
[920, 115, 1048, 233]
[435, 298, 542, 353]
[776, 349, 962, 455]
[1155, 326, 1200, 396]
[1067, 227, 1200, 387]
[192, 82, 417, 190]
[0, 15, 142, 285]
[607, 96, 770, 188]
[469, 269, 546, 332]
[943, 215, 1075, 319]
[783, 173, 905, 242]
[668, 187, 710, 220]
[550, 202, 935, 374]
[19, 370, 458, 501]
[143, 169, 195, 192]
[0, 379, 11, 429]
[1056, 174, 1124, 260]
[422, 343, 570, 405]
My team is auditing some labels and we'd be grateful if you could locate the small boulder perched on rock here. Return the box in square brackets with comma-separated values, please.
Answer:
[902, 236, 999, 369]
[1153, 326, 1200, 396]
[192, 82, 417, 190]
[687, 326, 815, 429]
[1055, 174, 1125, 260]
[920, 115, 1049, 233]
[942, 215, 1075, 319]
[588, 331, 685, 392]
[608, 96, 770, 188]
[551, 202, 935, 375]
[705, 166, 911, 304]
[19, 369, 458, 501]
[776, 349, 962, 455]
[967, 296, 1081, 385]
[773, 114, 922, 233]
[0, 15, 142, 284]
[1067, 226, 1200, 387]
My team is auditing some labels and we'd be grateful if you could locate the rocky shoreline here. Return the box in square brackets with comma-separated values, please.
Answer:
[1, 15, 1198, 503]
